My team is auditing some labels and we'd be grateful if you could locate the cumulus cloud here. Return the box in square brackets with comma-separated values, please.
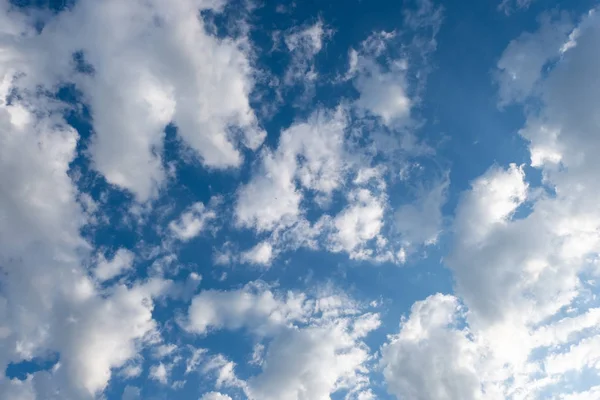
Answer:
[235, 108, 348, 232]
[94, 248, 135, 281]
[0, 18, 176, 398]
[354, 55, 412, 126]
[326, 189, 385, 258]
[232, 1, 446, 266]
[2, 0, 264, 201]
[169, 201, 217, 242]
[496, 14, 574, 105]
[234, 102, 436, 264]
[149, 363, 170, 385]
[383, 8, 600, 399]
[381, 294, 493, 400]
[245, 322, 375, 400]
[200, 392, 232, 400]
[185, 282, 307, 336]
[185, 282, 380, 399]
[240, 241, 274, 267]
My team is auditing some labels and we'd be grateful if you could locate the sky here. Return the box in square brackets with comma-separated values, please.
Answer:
[2, 0, 600, 399]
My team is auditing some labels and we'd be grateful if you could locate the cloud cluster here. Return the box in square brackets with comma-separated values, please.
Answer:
[8, 0, 596, 399]
[0, 0, 260, 397]
[2, 0, 264, 202]
[183, 282, 380, 400]
[382, 8, 600, 399]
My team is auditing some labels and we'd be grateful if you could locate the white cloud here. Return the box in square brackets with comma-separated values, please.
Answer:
[560, 386, 600, 400]
[234, 101, 438, 264]
[245, 322, 375, 400]
[185, 282, 308, 336]
[200, 392, 232, 400]
[496, 14, 574, 105]
[241, 241, 274, 267]
[346, 27, 432, 129]
[0, 378, 35, 400]
[58, 279, 171, 395]
[2, 0, 264, 201]
[383, 9, 600, 399]
[283, 19, 330, 86]
[120, 364, 143, 379]
[233, 7, 446, 265]
[94, 248, 135, 282]
[169, 202, 217, 241]
[235, 108, 348, 232]
[201, 354, 246, 390]
[185, 283, 380, 399]
[453, 163, 527, 247]
[381, 294, 494, 400]
[327, 189, 385, 258]
[0, 53, 176, 398]
[153, 344, 178, 359]
[284, 19, 327, 55]
[354, 56, 411, 126]
[149, 363, 170, 385]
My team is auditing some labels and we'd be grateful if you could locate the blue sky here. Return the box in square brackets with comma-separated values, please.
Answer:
[2, 0, 600, 399]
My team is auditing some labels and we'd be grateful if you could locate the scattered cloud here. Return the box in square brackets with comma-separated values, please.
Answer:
[169, 201, 218, 242]
[283, 19, 331, 87]
[4, 0, 596, 399]
[149, 362, 171, 385]
[241, 241, 274, 267]
[94, 248, 135, 282]
[200, 392, 232, 400]
[185, 282, 380, 399]
[382, 9, 600, 399]
[498, 0, 535, 15]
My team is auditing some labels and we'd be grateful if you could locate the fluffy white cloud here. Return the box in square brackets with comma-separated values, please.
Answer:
[169, 201, 217, 241]
[0, 378, 36, 400]
[496, 14, 574, 105]
[453, 163, 527, 247]
[59, 280, 170, 395]
[185, 283, 380, 399]
[241, 241, 274, 267]
[149, 363, 170, 385]
[346, 24, 435, 129]
[153, 344, 178, 359]
[354, 55, 411, 126]
[381, 294, 495, 400]
[200, 392, 232, 400]
[185, 282, 307, 336]
[233, 5, 445, 265]
[2, 0, 264, 201]
[201, 353, 245, 390]
[383, 9, 600, 399]
[235, 108, 348, 232]
[235, 102, 436, 264]
[0, 32, 175, 398]
[245, 322, 374, 400]
[94, 248, 135, 281]
[326, 189, 385, 258]
[560, 386, 600, 400]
